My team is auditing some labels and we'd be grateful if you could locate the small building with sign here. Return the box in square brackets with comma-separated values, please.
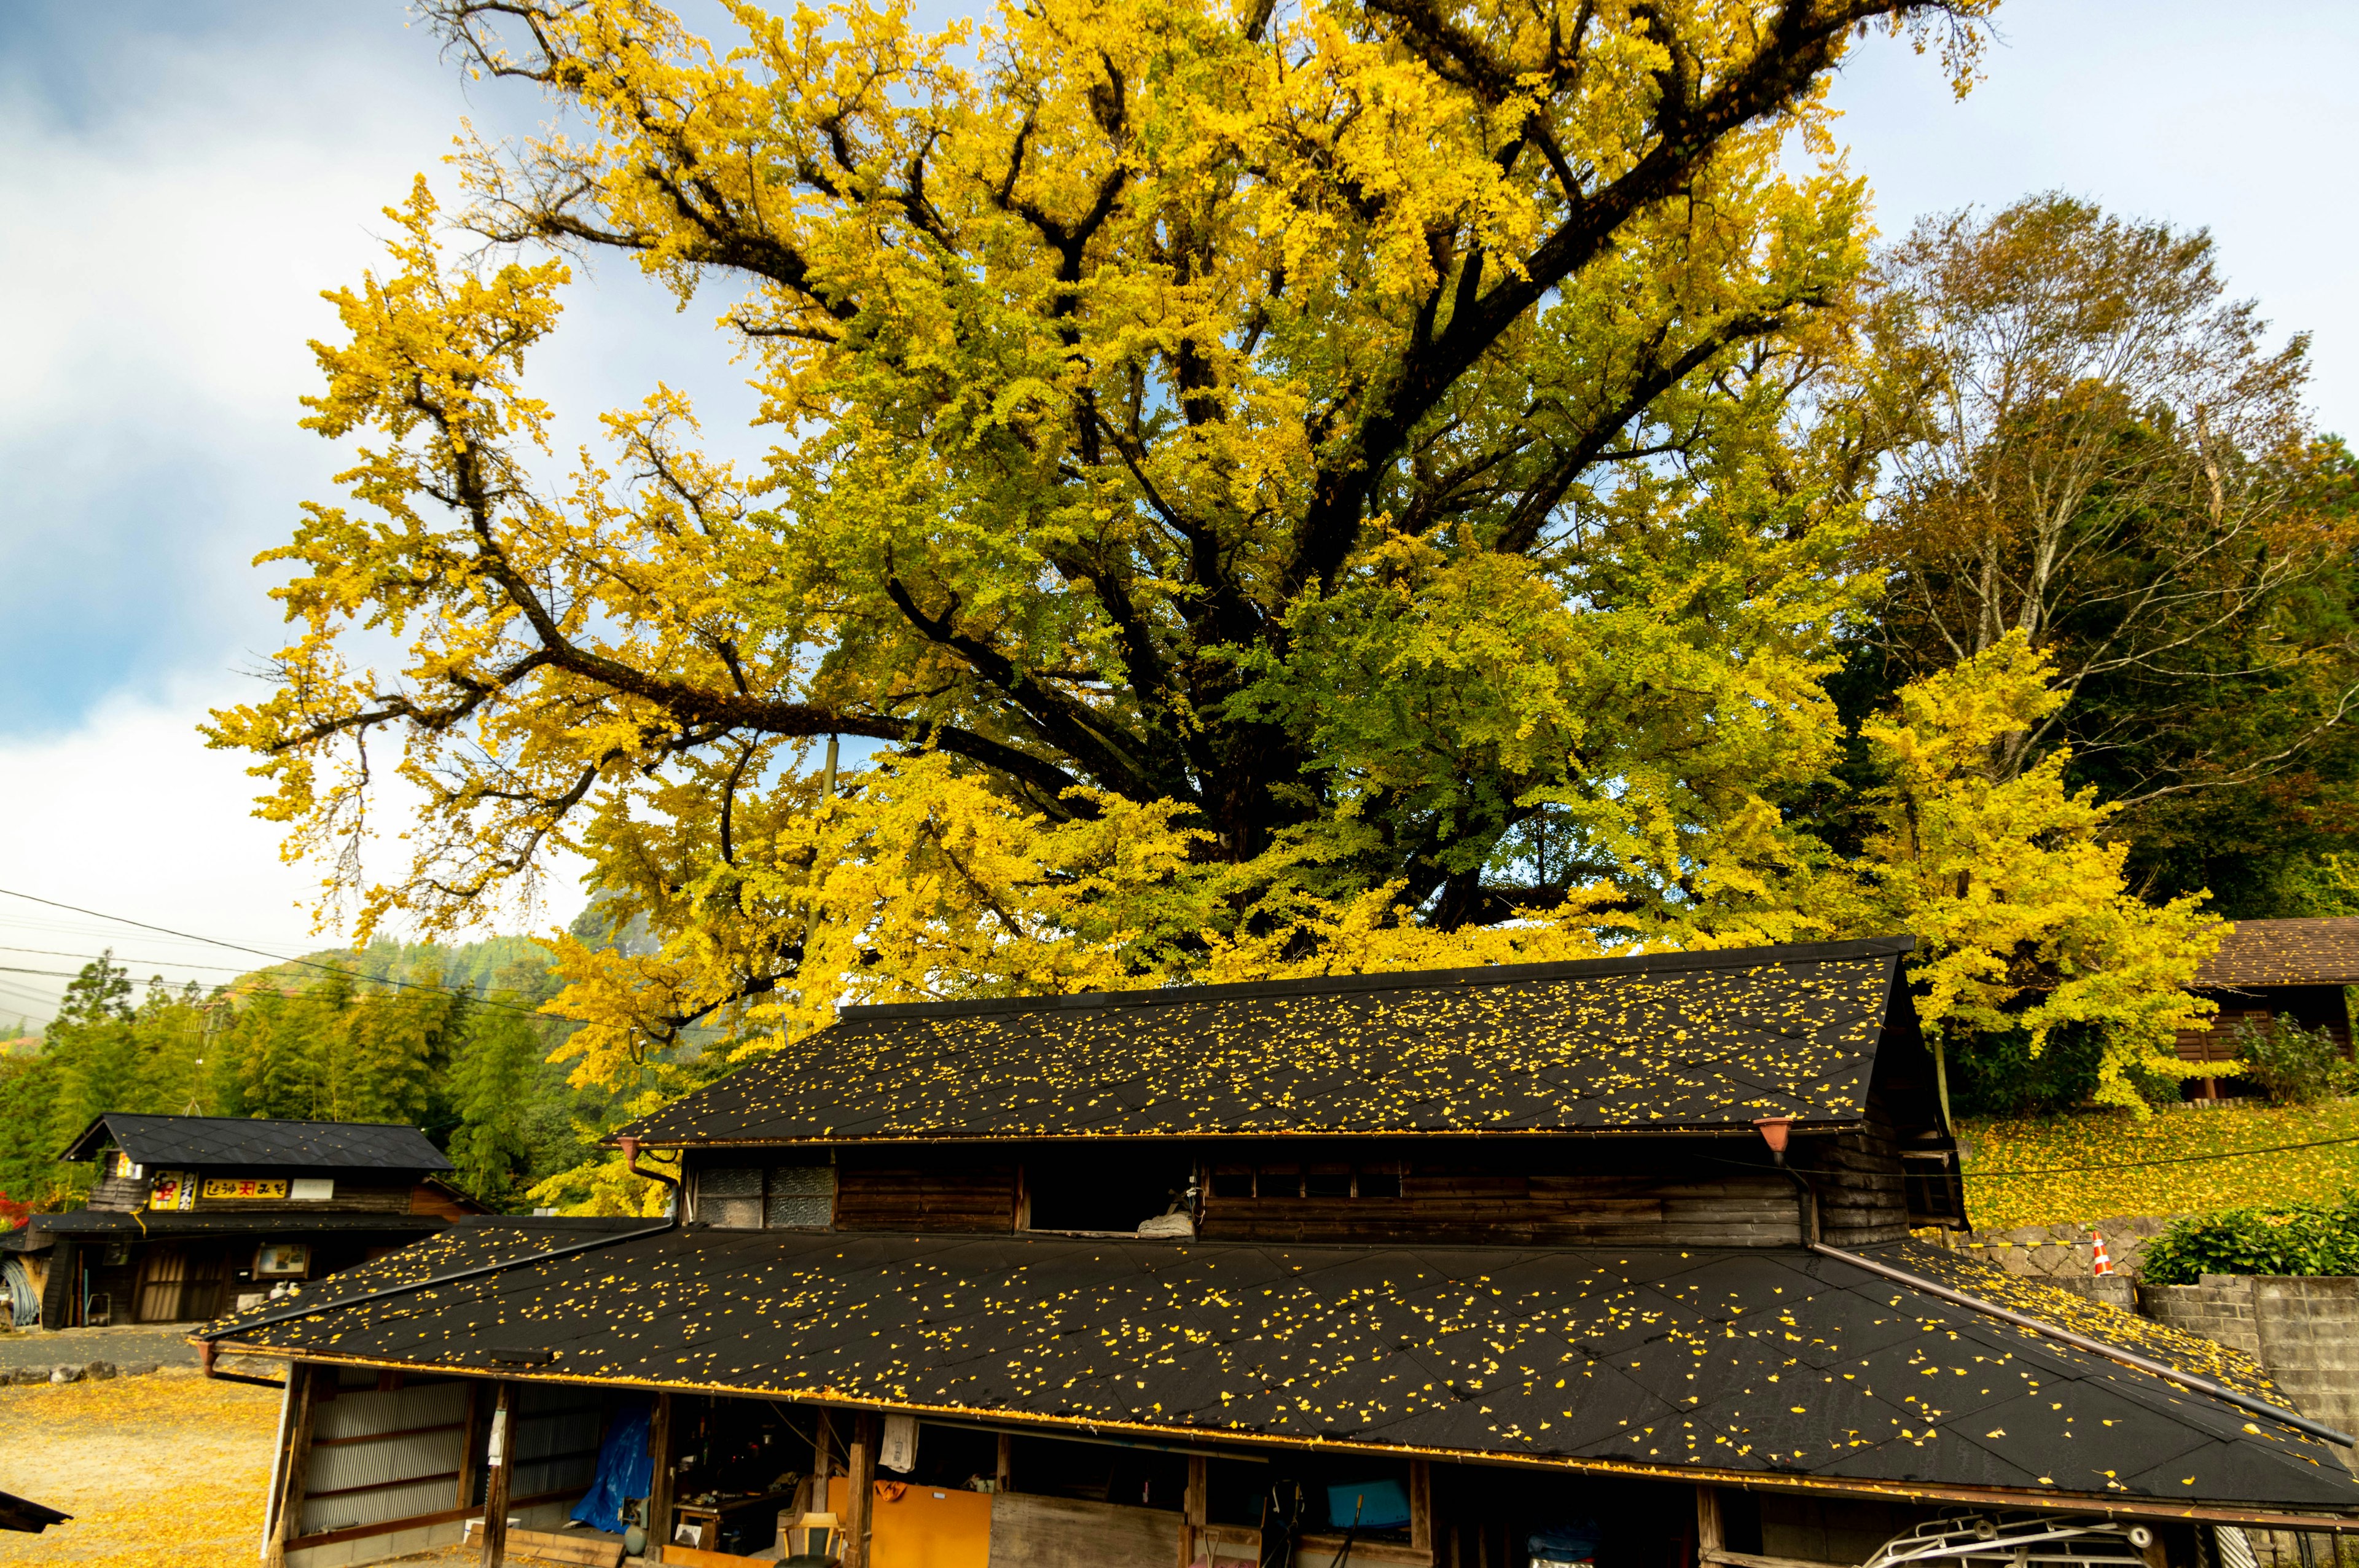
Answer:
[0, 1114, 484, 1328]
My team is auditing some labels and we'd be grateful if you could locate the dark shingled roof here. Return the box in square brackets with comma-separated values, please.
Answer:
[205, 1225, 2358, 1515]
[620, 938, 1919, 1147]
[1, 1211, 448, 1253]
[58, 1114, 454, 1172]
[2195, 918, 2359, 988]
[0, 1488, 70, 1535]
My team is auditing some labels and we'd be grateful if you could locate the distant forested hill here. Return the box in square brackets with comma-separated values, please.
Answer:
[0, 913, 666, 1217]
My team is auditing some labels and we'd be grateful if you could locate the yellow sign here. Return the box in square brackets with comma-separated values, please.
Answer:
[147, 1171, 196, 1212]
[201, 1178, 289, 1201]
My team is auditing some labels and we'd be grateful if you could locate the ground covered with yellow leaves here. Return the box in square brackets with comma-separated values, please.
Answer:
[1962, 1097, 2359, 1230]
[0, 1370, 281, 1567]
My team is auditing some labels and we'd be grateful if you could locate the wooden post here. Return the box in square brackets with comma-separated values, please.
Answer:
[479, 1381, 514, 1567]
[646, 1393, 676, 1556]
[263, 1363, 318, 1567]
[994, 1432, 1013, 1494]
[1409, 1460, 1431, 1555]
[813, 1407, 834, 1502]
[1179, 1454, 1207, 1568]
[454, 1381, 485, 1508]
[842, 1411, 879, 1568]
[1696, 1484, 1724, 1566]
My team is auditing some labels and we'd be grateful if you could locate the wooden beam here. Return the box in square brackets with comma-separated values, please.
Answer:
[285, 1486, 585, 1553]
[263, 1363, 318, 1568]
[995, 1432, 1013, 1494]
[1697, 1484, 1724, 1559]
[647, 1392, 676, 1558]
[455, 1381, 485, 1510]
[1409, 1460, 1431, 1554]
[1704, 1553, 1841, 1568]
[842, 1411, 879, 1568]
[479, 1381, 514, 1568]
[1180, 1454, 1207, 1568]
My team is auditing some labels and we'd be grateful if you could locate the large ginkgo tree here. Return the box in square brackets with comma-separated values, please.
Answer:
[209, 0, 2226, 1128]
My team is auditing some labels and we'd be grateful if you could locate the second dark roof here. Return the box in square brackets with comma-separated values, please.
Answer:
[58, 1114, 455, 1172]
[620, 938, 1919, 1146]
[202, 1225, 2358, 1515]
[2196, 918, 2359, 988]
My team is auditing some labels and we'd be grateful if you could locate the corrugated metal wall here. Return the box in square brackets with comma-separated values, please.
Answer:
[502, 1381, 604, 1505]
[293, 1374, 609, 1540]
[299, 1376, 472, 1538]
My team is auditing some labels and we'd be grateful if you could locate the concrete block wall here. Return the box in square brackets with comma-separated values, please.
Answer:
[2138, 1274, 2359, 1473]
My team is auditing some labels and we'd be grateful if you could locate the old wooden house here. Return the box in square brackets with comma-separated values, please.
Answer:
[1, 1115, 481, 1328]
[202, 938, 2359, 1568]
[2175, 918, 2359, 1094]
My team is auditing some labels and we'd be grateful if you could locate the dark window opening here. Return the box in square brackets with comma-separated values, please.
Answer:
[1206, 1454, 1411, 1542]
[1357, 1169, 1401, 1198]
[1304, 1168, 1352, 1198]
[1024, 1149, 1193, 1233]
[905, 1422, 998, 1490]
[1006, 1433, 1187, 1508]
[1210, 1170, 1254, 1199]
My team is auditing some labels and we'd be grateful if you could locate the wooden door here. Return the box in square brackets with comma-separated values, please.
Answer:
[135, 1246, 189, 1322]
[134, 1245, 227, 1322]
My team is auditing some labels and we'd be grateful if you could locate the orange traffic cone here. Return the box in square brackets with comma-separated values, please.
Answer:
[2091, 1233, 2113, 1276]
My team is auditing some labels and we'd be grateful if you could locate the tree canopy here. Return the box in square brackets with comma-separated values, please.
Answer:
[208, 0, 2250, 1125]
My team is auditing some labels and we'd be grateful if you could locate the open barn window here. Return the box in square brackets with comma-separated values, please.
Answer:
[1023, 1148, 1195, 1235]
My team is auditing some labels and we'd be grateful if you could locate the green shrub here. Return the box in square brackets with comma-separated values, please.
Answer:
[2139, 1192, 2359, 1284]
[2229, 1015, 2347, 1106]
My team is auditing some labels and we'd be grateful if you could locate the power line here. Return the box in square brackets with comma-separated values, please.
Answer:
[1967, 1133, 2359, 1177]
[0, 945, 259, 972]
[0, 888, 555, 1020]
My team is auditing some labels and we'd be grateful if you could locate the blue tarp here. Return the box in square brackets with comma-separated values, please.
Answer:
[569, 1399, 653, 1534]
[1325, 1478, 1412, 1530]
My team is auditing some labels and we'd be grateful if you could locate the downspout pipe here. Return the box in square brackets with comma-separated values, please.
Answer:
[1812, 1240, 2357, 1449]
[1754, 1117, 1819, 1245]
[197, 1139, 681, 1352]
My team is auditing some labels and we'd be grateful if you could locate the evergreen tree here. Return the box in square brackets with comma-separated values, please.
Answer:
[447, 987, 546, 1207]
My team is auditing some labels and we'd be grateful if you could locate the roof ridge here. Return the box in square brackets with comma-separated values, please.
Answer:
[839, 934, 1915, 1022]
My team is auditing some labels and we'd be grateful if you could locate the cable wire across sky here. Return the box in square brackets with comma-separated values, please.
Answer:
[0, 887, 556, 1020]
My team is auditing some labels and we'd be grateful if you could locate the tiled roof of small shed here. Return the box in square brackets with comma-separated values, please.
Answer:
[59, 1114, 454, 1172]
[620, 939, 1914, 1145]
[2195, 918, 2359, 988]
[203, 1225, 2358, 1513]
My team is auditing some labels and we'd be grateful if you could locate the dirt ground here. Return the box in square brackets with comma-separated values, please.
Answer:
[0, 1370, 283, 1567]
[0, 1372, 589, 1568]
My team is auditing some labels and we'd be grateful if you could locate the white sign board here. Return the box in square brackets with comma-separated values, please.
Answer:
[879, 1413, 919, 1473]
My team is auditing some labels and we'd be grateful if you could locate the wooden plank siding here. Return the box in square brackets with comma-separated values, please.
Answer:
[85, 1174, 149, 1213]
[709, 1131, 1912, 1250]
[1200, 1170, 1802, 1247]
[835, 1158, 1019, 1233]
[1792, 1102, 1911, 1249]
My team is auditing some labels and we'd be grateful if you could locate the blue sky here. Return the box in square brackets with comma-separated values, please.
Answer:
[1, 1, 2353, 1020]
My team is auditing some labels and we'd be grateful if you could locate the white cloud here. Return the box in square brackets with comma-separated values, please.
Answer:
[0, 672, 584, 1025]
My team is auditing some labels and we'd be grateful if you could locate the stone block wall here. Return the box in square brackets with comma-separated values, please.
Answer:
[1939, 1215, 2176, 1280]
